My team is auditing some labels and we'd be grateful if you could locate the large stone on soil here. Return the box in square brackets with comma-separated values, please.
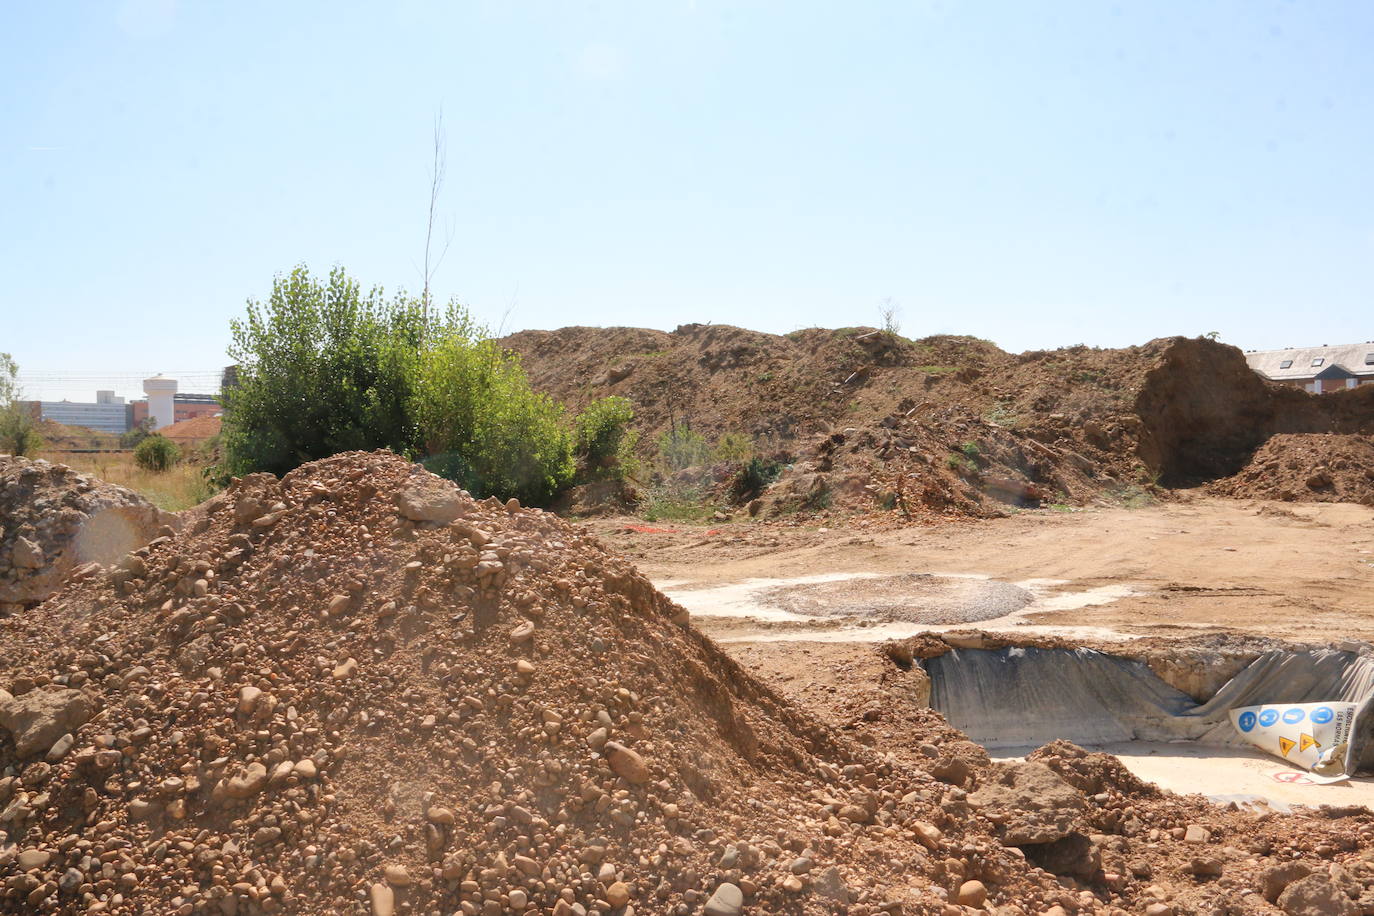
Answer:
[703, 882, 744, 916]
[0, 456, 173, 607]
[1277, 873, 1358, 916]
[0, 687, 94, 757]
[394, 481, 466, 524]
[968, 760, 1086, 845]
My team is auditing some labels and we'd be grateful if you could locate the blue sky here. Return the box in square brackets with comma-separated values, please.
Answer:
[3, 0, 1372, 400]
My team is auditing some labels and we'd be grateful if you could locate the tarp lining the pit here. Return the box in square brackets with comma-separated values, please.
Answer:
[922, 647, 1374, 775]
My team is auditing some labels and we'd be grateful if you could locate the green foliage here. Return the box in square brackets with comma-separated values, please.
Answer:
[959, 441, 981, 459]
[946, 452, 977, 474]
[656, 427, 710, 472]
[414, 312, 574, 506]
[120, 418, 155, 450]
[134, 434, 181, 472]
[712, 431, 755, 463]
[573, 396, 639, 481]
[0, 353, 41, 457]
[221, 265, 426, 477]
[641, 485, 716, 523]
[730, 456, 782, 502]
[221, 265, 575, 506]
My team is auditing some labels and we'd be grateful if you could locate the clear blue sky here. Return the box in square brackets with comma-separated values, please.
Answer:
[4, 1, 1372, 400]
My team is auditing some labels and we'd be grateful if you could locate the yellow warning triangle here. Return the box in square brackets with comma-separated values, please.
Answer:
[1278, 736, 1296, 757]
[1299, 733, 1320, 752]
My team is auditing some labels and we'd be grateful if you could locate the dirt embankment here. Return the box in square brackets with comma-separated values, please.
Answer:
[504, 327, 1374, 515]
[7, 452, 1374, 914]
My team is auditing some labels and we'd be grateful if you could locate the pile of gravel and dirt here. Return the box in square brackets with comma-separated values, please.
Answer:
[503, 328, 1374, 517]
[0, 457, 174, 613]
[5, 452, 1374, 915]
[1208, 434, 1374, 505]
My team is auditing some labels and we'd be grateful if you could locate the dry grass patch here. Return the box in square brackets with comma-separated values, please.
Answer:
[38, 450, 217, 511]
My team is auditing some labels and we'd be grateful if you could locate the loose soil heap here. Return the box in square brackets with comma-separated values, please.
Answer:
[0, 457, 173, 613]
[5, 452, 1374, 915]
[504, 328, 1374, 517]
[159, 416, 223, 449]
[1208, 434, 1374, 506]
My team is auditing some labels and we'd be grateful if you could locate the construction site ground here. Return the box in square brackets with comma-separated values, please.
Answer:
[588, 494, 1374, 810]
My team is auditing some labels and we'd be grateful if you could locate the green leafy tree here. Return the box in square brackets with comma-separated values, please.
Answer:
[134, 434, 181, 471]
[413, 309, 574, 505]
[221, 265, 427, 477]
[573, 396, 639, 481]
[0, 353, 42, 457]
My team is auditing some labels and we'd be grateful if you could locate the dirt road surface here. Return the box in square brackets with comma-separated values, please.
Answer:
[592, 495, 1374, 645]
[589, 495, 1374, 808]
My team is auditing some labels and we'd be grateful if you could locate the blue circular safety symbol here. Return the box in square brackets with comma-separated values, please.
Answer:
[1258, 709, 1280, 727]
[1282, 708, 1305, 724]
[1311, 706, 1334, 725]
[1238, 711, 1257, 732]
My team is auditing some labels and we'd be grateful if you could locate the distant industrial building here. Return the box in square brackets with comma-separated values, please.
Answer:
[38, 390, 129, 434]
[33, 375, 222, 433]
[1246, 343, 1374, 394]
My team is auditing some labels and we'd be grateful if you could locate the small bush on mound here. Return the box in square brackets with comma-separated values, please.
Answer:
[134, 434, 181, 472]
[730, 455, 783, 502]
[573, 396, 639, 482]
[713, 431, 755, 463]
[657, 427, 710, 472]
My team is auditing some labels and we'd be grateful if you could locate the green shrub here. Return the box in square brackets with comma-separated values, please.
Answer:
[134, 435, 181, 472]
[713, 431, 754, 463]
[656, 427, 710, 472]
[221, 265, 578, 506]
[573, 396, 639, 481]
[120, 418, 155, 450]
[414, 315, 574, 506]
[730, 456, 782, 502]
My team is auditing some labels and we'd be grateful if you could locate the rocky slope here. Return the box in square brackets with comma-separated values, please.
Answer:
[0, 457, 173, 614]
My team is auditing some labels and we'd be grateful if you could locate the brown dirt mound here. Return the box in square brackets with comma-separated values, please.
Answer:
[0, 452, 955, 914]
[6, 452, 1374, 915]
[504, 328, 1374, 515]
[159, 416, 222, 445]
[0, 457, 174, 613]
[1209, 433, 1374, 505]
[1208, 434, 1374, 505]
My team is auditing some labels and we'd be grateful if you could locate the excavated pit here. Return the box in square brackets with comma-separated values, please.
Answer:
[921, 644, 1374, 806]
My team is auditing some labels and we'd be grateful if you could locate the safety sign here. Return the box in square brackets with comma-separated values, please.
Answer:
[1229, 701, 1358, 782]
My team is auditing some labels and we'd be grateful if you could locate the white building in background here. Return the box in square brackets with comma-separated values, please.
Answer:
[1245, 343, 1374, 394]
[37, 390, 128, 434]
[142, 376, 177, 430]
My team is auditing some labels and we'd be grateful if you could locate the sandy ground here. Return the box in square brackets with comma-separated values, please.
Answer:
[587, 495, 1374, 807]
[593, 494, 1374, 644]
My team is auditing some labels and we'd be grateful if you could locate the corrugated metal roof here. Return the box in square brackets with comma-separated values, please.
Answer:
[1245, 343, 1374, 380]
